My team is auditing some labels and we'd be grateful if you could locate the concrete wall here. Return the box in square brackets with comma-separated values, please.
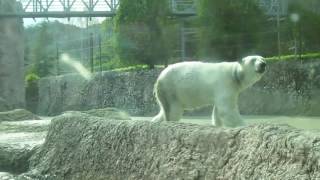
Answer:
[35, 59, 320, 116]
[0, 0, 25, 111]
[37, 70, 160, 116]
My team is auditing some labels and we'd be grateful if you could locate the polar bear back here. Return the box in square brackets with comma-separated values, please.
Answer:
[157, 61, 240, 109]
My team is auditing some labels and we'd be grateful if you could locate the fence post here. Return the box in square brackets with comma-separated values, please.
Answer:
[99, 34, 102, 72]
[277, 0, 281, 60]
[56, 42, 60, 75]
[90, 32, 94, 73]
[299, 22, 302, 61]
[180, 20, 186, 61]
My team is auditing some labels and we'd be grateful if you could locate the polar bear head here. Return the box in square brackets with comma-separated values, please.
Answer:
[233, 55, 267, 89]
[241, 55, 266, 74]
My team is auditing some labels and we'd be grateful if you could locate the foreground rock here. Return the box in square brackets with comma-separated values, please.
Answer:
[21, 114, 320, 179]
[0, 118, 50, 174]
[0, 132, 46, 174]
[0, 109, 40, 122]
[0, 172, 15, 179]
[0, 97, 10, 112]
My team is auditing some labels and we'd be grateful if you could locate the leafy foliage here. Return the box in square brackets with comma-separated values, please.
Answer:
[25, 73, 40, 84]
[196, 0, 269, 60]
[30, 22, 55, 77]
[115, 0, 170, 68]
[266, 52, 320, 62]
[286, 1, 320, 53]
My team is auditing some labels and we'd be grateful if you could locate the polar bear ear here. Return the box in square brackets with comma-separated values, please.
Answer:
[239, 57, 246, 65]
[232, 64, 244, 84]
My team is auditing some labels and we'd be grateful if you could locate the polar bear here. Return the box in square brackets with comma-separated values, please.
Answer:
[152, 55, 267, 127]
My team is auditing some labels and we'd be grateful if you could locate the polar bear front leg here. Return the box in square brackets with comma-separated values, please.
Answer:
[212, 106, 222, 127]
[166, 102, 183, 121]
[214, 96, 245, 127]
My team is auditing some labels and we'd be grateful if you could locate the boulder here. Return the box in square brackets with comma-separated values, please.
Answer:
[0, 118, 50, 174]
[0, 172, 15, 180]
[0, 119, 51, 133]
[0, 109, 40, 122]
[21, 114, 320, 179]
[0, 97, 10, 112]
[0, 132, 45, 174]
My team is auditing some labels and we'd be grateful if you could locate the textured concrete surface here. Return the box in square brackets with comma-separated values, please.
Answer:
[20, 113, 320, 179]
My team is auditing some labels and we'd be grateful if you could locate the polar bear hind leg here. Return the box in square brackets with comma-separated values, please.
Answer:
[212, 106, 222, 127]
[166, 101, 183, 121]
[152, 80, 183, 122]
[152, 81, 167, 122]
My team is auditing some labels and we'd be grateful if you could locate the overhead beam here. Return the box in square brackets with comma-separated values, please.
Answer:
[0, 11, 116, 18]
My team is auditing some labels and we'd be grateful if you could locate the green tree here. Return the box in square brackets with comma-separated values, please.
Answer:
[197, 0, 268, 60]
[31, 22, 55, 77]
[287, 1, 320, 53]
[115, 0, 170, 68]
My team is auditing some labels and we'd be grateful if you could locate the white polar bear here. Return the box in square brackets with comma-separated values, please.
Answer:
[152, 55, 267, 127]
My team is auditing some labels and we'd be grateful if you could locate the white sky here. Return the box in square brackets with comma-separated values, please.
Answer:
[23, 17, 106, 28]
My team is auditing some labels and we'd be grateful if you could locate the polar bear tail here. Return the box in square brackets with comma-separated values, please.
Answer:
[153, 80, 169, 122]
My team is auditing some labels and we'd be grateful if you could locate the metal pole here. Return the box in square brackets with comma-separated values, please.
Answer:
[56, 42, 60, 75]
[299, 22, 302, 60]
[99, 34, 102, 72]
[98, 34, 103, 108]
[277, 0, 281, 60]
[90, 33, 94, 73]
[180, 21, 186, 61]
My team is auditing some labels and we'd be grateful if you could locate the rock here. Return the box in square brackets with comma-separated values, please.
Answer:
[0, 119, 51, 133]
[0, 109, 41, 122]
[0, 97, 11, 112]
[22, 114, 320, 179]
[0, 132, 45, 174]
[83, 107, 131, 120]
[0, 118, 50, 174]
[0, 172, 15, 180]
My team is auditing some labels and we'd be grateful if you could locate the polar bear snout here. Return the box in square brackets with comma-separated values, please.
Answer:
[256, 61, 267, 73]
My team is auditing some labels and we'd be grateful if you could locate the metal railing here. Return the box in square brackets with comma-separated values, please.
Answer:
[171, 0, 196, 15]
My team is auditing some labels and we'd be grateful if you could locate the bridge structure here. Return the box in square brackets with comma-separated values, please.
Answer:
[0, 0, 288, 62]
[0, 0, 287, 18]
[1, 0, 119, 18]
[0, 0, 198, 18]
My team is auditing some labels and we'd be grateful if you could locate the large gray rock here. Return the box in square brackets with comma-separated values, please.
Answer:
[0, 97, 10, 112]
[0, 0, 25, 111]
[0, 118, 49, 174]
[0, 109, 40, 122]
[21, 114, 320, 179]
[0, 132, 45, 174]
[0, 172, 16, 180]
[0, 109, 49, 175]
